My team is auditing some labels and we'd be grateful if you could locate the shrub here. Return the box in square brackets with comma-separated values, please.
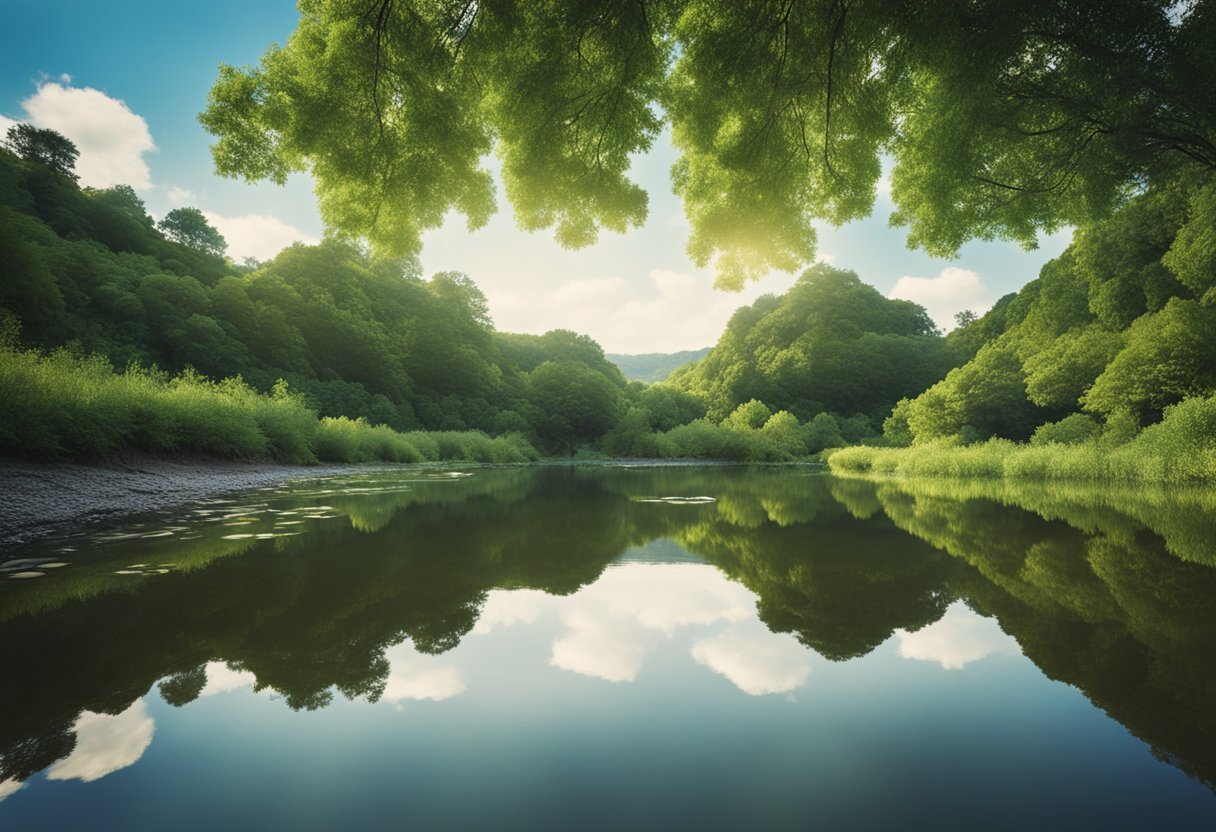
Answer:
[1030, 414, 1101, 446]
[0, 342, 540, 465]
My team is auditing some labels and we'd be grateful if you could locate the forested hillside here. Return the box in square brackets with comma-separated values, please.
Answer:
[669, 265, 959, 433]
[0, 127, 967, 463]
[885, 177, 1216, 446]
[607, 349, 710, 383]
[0, 139, 643, 456]
[15, 113, 1216, 476]
[832, 170, 1216, 482]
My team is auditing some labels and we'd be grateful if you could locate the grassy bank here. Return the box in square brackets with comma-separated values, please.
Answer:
[828, 394, 1216, 484]
[0, 343, 539, 464]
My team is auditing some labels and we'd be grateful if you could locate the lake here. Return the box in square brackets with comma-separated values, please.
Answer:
[1, 464, 1213, 830]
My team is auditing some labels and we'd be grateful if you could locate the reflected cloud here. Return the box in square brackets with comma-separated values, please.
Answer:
[473, 589, 550, 635]
[896, 603, 1022, 670]
[46, 700, 154, 783]
[550, 564, 756, 683]
[691, 625, 811, 696]
[200, 661, 258, 697]
[381, 643, 466, 707]
[586, 564, 753, 636]
[551, 611, 651, 683]
[0, 778, 24, 801]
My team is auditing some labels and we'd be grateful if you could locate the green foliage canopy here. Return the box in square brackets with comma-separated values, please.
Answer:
[892, 170, 1216, 445]
[202, 0, 1216, 287]
[4, 124, 79, 180]
[527, 360, 626, 453]
[158, 207, 228, 257]
[671, 264, 953, 421]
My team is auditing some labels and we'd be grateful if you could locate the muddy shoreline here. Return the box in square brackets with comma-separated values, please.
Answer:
[0, 458, 381, 548]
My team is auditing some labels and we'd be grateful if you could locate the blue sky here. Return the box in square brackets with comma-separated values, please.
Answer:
[1, 0, 1071, 353]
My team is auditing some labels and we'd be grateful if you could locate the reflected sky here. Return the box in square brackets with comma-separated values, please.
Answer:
[1, 465, 1214, 830]
[46, 701, 155, 784]
[896, 602, 1023, 670]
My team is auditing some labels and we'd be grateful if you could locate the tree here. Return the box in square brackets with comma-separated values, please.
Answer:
[527, 360, 625, 454]
[496, 329, 626, 384]
[90, 184, 155, 228]
[4, 124, 79, 180]
[906, 340, 1044, 442]
[158, 207, 227, 257]
[1083, 298, 1216, 423]
[722, 399, 773, 431]
[202, 0, 1216, 288]
[802, 412, 845, 453]
[1023, 325, 1124, 409]
[954, 310, 978, 329]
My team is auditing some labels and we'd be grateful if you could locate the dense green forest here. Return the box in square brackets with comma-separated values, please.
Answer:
[6, 121, 1216, 473]
[668, 267, 958, 424]
[187, 0, 1216, 478]
[830, 170, 1216, 482]
[0, 135, 637, 460]
[0, 124, 971, 464]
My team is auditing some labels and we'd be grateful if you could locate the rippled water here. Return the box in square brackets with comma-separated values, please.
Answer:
[1, 464, 1213, 830]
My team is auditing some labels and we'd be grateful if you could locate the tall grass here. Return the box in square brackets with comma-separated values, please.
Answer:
[0, 343, 538, 464]
[828, 394, 1216, 484]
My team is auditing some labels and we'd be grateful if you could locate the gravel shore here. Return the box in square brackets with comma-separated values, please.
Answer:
[0, 458, 372, 547]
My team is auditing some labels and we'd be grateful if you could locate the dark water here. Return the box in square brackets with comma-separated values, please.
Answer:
[1, 464, 1213, 831]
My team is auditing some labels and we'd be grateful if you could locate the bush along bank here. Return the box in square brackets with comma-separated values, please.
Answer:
[0, 340, 539, 465]
[827, 393, 1216, 484]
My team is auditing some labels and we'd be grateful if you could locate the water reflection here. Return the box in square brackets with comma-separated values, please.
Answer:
[691, 622, 811, 695]
[381, 643, 466, 707]
[549, 563, 753, 683]
[895, 602, 1022, 670]
[46, 700, 155, 784]
[0, 464, 1214, 808]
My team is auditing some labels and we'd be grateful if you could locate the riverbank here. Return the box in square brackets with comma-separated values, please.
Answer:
[827, 393, 1216, 484]
[0, 457, 383, 547]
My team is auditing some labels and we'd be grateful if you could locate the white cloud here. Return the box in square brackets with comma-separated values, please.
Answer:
[381, 642, 466, 707]
[14, 82, 156, 189]
[46, 700, 155, 783]
[896, 603, 1021, 670]
[202, 211, 320, 262]
[199, 661, 258, 697]
[0, 778, 24, 802]
[166, 185, 194, 206]
[691, 625, 811, 696]
[552, 276, 631, 306]
[889, 266, 993, 330]
[0, 114, 16, 138]
[485, 268, 794, 354]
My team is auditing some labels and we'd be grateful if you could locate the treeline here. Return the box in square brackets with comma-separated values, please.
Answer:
[0, 136, 643, 458]
[0, 128, 975, 463]
[831, 170, 1216, 480]
[14, 121, 1216, 475]
[0, 334, 538, 464]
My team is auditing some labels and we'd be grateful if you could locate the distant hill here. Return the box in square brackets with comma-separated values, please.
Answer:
[608, 348, 711, 383]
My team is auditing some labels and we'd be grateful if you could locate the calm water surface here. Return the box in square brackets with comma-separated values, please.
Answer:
[1, 464, 1213, 830]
